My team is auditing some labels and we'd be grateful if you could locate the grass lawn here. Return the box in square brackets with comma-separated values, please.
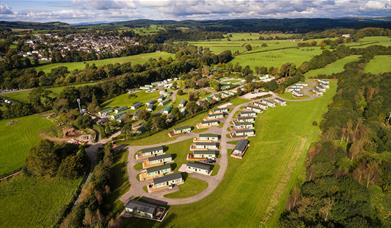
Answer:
[347, 36, 391, 48]
[0, 114, 54, 175]
[35, 52, 174, 73]
[365, 55, 391, 74]
[231, 47, 322, 69]
[166, 139, 193, 171]
[124, 80, 337, 227]
[103, 91, 160, 109]
[108, 149, 130, 215]
[305, 55, 361, 78]
[124, 112, 207, 146]
[0, 175, 81, 227]
[164, 177, 208, 199]
[229, 96, 250, 106]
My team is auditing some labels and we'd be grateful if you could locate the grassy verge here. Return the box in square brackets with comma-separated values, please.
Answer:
[164, 177, 208, 199]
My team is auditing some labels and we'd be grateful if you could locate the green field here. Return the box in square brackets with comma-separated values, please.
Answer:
[103, 91, 160, 109]
[347, 36, 391, 48]
[165, 177, 208, 198]
[126, 80, 337, 227]
[365, 55, 391, 74]
[305, 55, 361, 78]
[0, 114, 53, 175]
[35, 52, 174, 73]
[231, 47, 322, 69]
[0, 175, 81, 227]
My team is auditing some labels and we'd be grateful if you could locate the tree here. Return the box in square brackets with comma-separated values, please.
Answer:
[57, 147, 88, 179]
[26, 140, 60, 177]
[245, 44, 252, 51]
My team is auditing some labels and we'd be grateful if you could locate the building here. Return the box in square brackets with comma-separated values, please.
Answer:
[253, 101, 268, 110]
[157, 95, 166, 102]
[131, 102, 142, 110]
[274, 98, 286, 106]
[232, 129, 255, 137]
[194, 133, 220, 142]
[137, 146, 164, 159]
[146, 103, 154, 112]
[233, 121, 254, 129]
[163, 105, 172, 115]
[146, 164, 172, 178]
[292, 90, 304, 97]
[211, 107, 229, 114]
[144, 154, 173, 168]
[187, 162, 212, 176]
[159, 99, 170, 106]
[191, 142, 219, 150]
[98, 108, 113, 118]
[231, 140, 249, 159]
[172, 126, 192, 135]
[246, 105, 263, 113]
[207, 113, 225, 120]
[192, 150, 219, 159]
[196, 119, 220, 129]
[148, 173, 184, 192]
[125, 200, 167, 221]
[237, 116, 255, 123]
[146, 100, 156, 106]
[114, 106, 128, 113]
[239, 111, 257, 118]
[178, 99, 187, 108]
[262, 99, 276, 107]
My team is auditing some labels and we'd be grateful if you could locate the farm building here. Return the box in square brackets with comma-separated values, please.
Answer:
[143, 154, 173, 168]
[187, 162, 212, 176]
[246, 105, 263, 113]
[237, 116, 256, 123]
[125, 200, 167, 221]
[192, 150, 219, 159]
[149, 173, 184, 192]
[191, 142, 219, 151]
[233, 121, 254, 129]
[274, 98, 286, 106]
[137, 146, 164, 159]
[131, 102, 142, 110]
[239, 111, 257, 118]
[232, 129, 255, 137]
[195, 133, 220, 142]
[231, 140, 249, 159]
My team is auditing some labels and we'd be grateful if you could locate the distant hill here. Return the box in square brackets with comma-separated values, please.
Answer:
[1, 18, 391, 32]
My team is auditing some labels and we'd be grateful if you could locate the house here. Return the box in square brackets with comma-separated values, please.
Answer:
[274, 98, 286, 106]
[262, 99, 276, 107]
[196, 119, 220, 129]
[237, 116, 255, 123]
[114, 106, 128, 113]
[131, 102, 142, 110]
[137, 146, 164, 159]
[239, 111, 257, 118]
[172, 126, 192, 135]
[178, 99, 187, 108]
[163, 105, 172, 115]
[231, 140, 249, 159]
[148, 173, 184, 192]
[259, 74, 275, 82]
[144, 154, 173, 168]
[187, 162, 212, 176]
[191, 142, 219, 151]
[192, 150, 219, 159]
[207, 113, 225, 120]
[125, 200, 167, 221]
[146, 100, 156, 106]
[146, 164, 172, 178]
[253, 101, 268, 110]
[232, 129, 255, 137]
[246, 105, 263, 113]
[194, 133, 220, 142]
[233, 122, 254, 129]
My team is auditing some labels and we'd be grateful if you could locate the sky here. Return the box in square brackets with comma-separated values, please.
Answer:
[0, 0, 390, 24]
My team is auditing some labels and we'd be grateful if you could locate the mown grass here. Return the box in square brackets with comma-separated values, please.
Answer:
[124, 81, 337, 227]
[103, 90, 160, 109]
[365, 55, 391, 74]
[0, 114, 53, 175]
[305, 55, 361, 78]
[164, 177, 208, 199]
[0, 175, 81, 228]
[35, 52, 174, 73]
[166, 139, 193, 172]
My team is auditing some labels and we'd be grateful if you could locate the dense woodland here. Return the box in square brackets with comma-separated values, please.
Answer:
[280, 48, 391, 227]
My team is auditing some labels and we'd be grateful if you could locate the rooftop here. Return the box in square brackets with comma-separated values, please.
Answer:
[153, 173, 182, 185]
[234, 140, 249, 152]
[187, 162, 212, 171]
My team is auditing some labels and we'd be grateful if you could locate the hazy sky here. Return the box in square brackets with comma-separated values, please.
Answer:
[0, 0, 390, 23]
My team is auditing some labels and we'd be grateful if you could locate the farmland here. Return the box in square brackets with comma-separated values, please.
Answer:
[35, 52, 174, 73]
[126, 80, 337, 227]
[365, 55, 391, 74]
[305, 55, 361, 78]
[0, 114, 53, 175]
[103, 91, 160, 109]
[0, 175, 81, 228]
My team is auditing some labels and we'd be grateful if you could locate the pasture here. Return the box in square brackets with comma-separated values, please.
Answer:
[347, 36, 391, 48]
[35, 52, 174, 73]
[365, 55, 391, 74]
[103, 91, 160, 109]
[0, 175, 81, 228]
[0, 114, 53, 175]
[305, 55, 361, 78]
[125, 81, 337, 227]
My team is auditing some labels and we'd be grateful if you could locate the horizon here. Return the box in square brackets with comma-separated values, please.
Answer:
[0, 0, 390, 24]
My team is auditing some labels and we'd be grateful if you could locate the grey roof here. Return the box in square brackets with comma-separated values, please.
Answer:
[153, 173, 182, 185]
[141, 146, 164, 154]
[234, 140, 249, 152]
[238, 116, 255, 120]
[187, 162, 212, 171]
[274, 98, 286, 102]
[146, 164, 171, 173]
[132, 102, 142, 106]
[235, 129, 255, 133]
[148, 153, 172, 161]
[195, 142, 219, 146]
[174, 126, 192, 131]
[202, 119, 220, 124]
[126, 200, 157, 214]
[234, 122, 254, 126]
[193, 150, 219, 155]
[180, 99, 187, 105]
[199, 133, 220, 138]
[241, 110, 257, 114]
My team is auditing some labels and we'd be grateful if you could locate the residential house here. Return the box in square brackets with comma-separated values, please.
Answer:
[187, 162, 212, 176]
[274, 98, 287, 106]
[144, 154, 173, 168]
[192, 150, 219, 159]
[246, 105, 263, 113]
[191, 142, 219, 151]
[194, 133, 220, 142]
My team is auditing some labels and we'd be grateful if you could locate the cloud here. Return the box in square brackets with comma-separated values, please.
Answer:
[0, 0, 390, 23]
[0, 4, 13, 14]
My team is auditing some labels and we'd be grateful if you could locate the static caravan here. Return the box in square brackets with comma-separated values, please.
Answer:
[237, 117, 256, 123]
[150, 173, 183, 191]
[231, 140, 249, 159]
[192, 150, 219, 159]
[239, 111, 257, 118]
[246, 105, 263, 113]
[233, 122, 254, 129]
[195, 133, 220, 142]
[191, 142, 219, 150]
[232, 129, 255, 137]
[187, 162, 212, 176]
[138, 146, 164, 159]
